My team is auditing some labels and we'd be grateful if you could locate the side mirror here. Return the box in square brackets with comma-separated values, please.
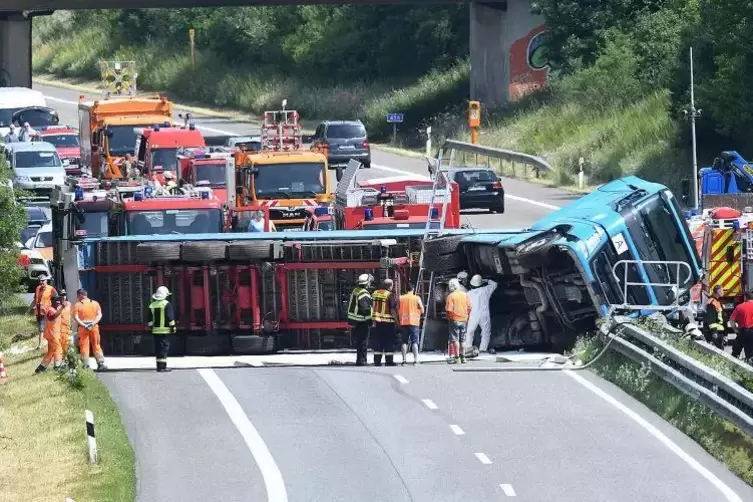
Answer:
[62, 159, 70, 166]
[24, 237, 34, 249]
[680, 178, 691, 204]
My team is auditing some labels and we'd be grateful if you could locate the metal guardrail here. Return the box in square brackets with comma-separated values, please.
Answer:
[607, 320, 753, 437]
[442, 139, 553, 174]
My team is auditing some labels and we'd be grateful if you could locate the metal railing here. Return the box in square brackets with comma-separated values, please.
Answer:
[441, 139, 552, 178]
[606, 319, 753, 437]
[611, 259, 693, 311]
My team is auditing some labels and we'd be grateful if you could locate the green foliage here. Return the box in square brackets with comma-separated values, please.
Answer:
[0, 157, 26, 308]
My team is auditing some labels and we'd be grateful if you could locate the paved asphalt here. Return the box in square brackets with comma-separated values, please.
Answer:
[35, 83, 753, 501]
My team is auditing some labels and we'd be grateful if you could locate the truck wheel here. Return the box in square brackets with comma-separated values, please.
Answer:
[135, 242, 182, 264]
[423, 235, 466, 256]
[181, 242, 228, 262]
[424, 252, 462, 273]
[232, 335, 278, 355]
[185, 335, 231, 356]
[228, 240, 273, 261]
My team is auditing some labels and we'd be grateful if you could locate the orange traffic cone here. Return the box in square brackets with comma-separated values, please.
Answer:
[0, 357, 7, 384]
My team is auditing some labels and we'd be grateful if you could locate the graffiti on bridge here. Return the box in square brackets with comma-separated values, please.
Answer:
[509, 24, 550, 101]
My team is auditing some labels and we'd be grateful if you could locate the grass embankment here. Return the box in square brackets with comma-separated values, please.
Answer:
[573, 325, 753, 485]
[0, 297, 135, 502]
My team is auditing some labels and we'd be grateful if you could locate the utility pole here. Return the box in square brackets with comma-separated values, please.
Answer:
[684, 47, 702, 210]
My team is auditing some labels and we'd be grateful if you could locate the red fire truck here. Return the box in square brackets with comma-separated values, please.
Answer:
[178, 147, 234, 204]
[37, 125, 83, 176]
[135, 124, 206, 185]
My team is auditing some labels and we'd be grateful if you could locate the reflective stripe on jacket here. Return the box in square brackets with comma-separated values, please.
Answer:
[399, 293, 422, 326]
[706, 298, 725, 332]
[347, 287, 372, 322]
[149, 299, 176, 335]
[372, 289, 394, 323]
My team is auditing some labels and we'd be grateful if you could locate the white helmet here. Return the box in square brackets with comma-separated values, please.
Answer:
[448, 278, 460, 292]
[470, 274, 483, 287]
[357, 274, 370, 285]
[457, 271, 469, 281]
[153, 286, 171, 300]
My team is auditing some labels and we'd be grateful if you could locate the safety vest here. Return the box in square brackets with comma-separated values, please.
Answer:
[446, 290, 471, 322]
[149, 299, 176, 335]
[76, 298, 101, 322]
[708, 298, 725, 332]
[347, 287, 371, 322]
[399, 293, 422, 326]
[59, 303, 72, 336]
[372, 289, 394, 323]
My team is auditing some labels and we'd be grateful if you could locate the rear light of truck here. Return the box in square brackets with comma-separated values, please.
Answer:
[492, 181, 502, 189]
[363, 140, 370, 149]
[17, 254, 30, 266]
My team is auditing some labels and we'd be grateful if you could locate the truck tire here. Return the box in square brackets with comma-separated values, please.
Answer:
[185, 335, 231, 356]
[423, 235, 466, 257]
[232, 335, 278, 355]
[228, 240, 273, 261]
[135, 242, 182, 264]
[181, 242, 228, 262]
[424, 252, 462, 273]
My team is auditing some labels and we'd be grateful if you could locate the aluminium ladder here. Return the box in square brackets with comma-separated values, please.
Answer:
[415, 148, 456, 353]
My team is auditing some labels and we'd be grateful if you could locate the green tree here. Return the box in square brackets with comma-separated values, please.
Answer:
[0, 157, 27, 307]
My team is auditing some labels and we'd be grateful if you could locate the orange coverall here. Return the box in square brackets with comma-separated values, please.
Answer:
[39, 305, 63, 369]
[74, 298, 105, 363]
[59, 302, 72, 355]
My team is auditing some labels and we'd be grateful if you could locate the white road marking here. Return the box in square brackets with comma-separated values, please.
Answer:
[565, 371, 743, 502]
[421, 398, 438, 410]
[44, 92, 565, 212]
[500, 484, 517, 497]
[449, 424, 465, 435]
[393, 374, 409, 384]
[474, 452, 492, 465]
[198, 368, 288, 502]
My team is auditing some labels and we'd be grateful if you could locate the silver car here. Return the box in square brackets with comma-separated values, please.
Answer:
[3, 141, 66, 200]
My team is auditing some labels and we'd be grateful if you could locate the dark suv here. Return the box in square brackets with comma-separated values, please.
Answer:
[312, 120, 371, 173]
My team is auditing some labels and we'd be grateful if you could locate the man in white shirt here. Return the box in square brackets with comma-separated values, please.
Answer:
[466, 274, 498, 353]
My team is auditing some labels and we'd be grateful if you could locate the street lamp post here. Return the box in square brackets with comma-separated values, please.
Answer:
[683, 47, 702, 210]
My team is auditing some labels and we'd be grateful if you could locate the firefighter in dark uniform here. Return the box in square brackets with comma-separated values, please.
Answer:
[731, 290, 753, 363]
[371, 279, 399, 367]
[348, 274, 373, 366]
[148, 286, 176, 372]
[704, 285, 726, 349]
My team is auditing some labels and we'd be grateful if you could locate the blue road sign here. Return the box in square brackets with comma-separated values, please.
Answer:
[386, 113, 404, 123]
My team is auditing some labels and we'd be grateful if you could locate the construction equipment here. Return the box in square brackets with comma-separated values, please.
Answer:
[697, 151, 753, 210]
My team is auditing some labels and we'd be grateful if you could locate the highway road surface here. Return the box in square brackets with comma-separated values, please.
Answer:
[36, 83, 753, 502]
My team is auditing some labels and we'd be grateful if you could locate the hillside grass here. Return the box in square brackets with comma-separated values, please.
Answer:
[0, 297, 136, 502]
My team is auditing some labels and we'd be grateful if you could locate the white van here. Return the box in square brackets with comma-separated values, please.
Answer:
[0, 88, 47, 137]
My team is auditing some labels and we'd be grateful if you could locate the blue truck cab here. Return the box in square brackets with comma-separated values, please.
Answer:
[699, 151, 753, 196]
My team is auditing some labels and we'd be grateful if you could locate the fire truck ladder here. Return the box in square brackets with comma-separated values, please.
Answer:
[261, 110, 302, 151]
[415, 148, 455, 353]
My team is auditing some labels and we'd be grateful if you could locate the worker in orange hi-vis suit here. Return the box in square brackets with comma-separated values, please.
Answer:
[72, 288, 107, 372]
[34, 294, 65, 374]
[29, 274, 57, 349]
[58, 290, 72, 357]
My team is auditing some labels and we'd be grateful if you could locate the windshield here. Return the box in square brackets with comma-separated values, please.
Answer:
[21, 225, 40, 243]
[107, 125, 139, 157]
[327, 124, 366, 138]
[151, 148, 178, 174]
[35, 231, 53, 248]
[14, 108, 59, 128]
[76, 212, 109, 238]
[42, 134, 79, 148]
[15, 151, 61, 168]
[255, 162, 325, 198]
[317, 220, 334, 231]
[0, 107, 23, 127]
[126, 208, 222, 235]
[195, 163, 226, 187]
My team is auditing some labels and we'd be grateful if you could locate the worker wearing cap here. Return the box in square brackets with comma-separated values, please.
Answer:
[399, 282, 424, 365]
[73, 288, 107, 371]
[58, 290, 73, 357]
[19, 122, 37, 142]
[456, 271, 469, 292]
[30, 274, 57, 349]
[704, 285, 726, 349]
[371, 279, 399, 366]
[34, 294, 65, 373]
[148, 286, 176, 372]
[466, 274, 498, 353]
[730, 291, 753, 362]
[445, 278, 471, 364]
[348, 274, 373, 366]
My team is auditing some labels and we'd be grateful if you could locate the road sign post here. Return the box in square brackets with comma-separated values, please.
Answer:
[386, 113, 404, 146]
[189, 29, 196, 71]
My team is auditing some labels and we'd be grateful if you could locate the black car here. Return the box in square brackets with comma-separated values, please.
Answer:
[447, 167, 505, 213]
[312, 120, 371, 173]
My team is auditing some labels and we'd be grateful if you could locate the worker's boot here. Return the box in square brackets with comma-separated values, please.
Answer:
[373, 353, 383, 366]
[34, 364, 46, 374]
[385, 354, 396, 366]
[95, 361, 107, 372]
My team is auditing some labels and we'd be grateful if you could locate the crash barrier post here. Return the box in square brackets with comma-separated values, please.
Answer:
[0, 356, 7, 384]
[85, 410, 98, 464]
[440, 139, 552, 180]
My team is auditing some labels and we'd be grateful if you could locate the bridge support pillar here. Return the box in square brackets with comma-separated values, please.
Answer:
[0, 13, 31, 88]
[470, 0, 549, 108]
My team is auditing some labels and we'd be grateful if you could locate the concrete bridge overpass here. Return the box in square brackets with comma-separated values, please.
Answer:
[1, 1, 548, 109]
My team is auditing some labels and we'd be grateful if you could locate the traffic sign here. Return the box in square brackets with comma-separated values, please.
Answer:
[386, 113, 404, 123]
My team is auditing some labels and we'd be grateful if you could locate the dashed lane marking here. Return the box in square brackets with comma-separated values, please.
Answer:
[474, 452, 492, 465]
[421, 398, 438, 410]
[449, 424, 465, 435]
[500, 484, 517, 497]
[393, 374, 409, 384]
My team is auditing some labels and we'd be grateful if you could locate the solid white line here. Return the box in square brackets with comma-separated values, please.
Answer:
[393, 374, 409, 384]
[505, 193, 560, 210]
[449, 424, 465, 435]
[421, 398, 438, 410]
[500, 484, 517, 497]
[564, 371, 742, 502]
[198, 368, 288, 502]
[474, 452, 492, 465]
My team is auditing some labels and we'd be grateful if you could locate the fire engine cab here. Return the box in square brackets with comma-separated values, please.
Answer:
[134, 123, 206, 185]
[178, 147, 234, 204]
